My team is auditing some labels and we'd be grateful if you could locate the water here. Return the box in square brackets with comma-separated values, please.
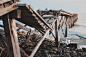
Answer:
[69, 14, 86, 35]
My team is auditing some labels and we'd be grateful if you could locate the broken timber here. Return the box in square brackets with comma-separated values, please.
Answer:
[0, 1, 78, 57]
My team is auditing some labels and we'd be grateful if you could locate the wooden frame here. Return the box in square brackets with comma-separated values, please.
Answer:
[2, 14, 21, 57]
[0, 2, 78, 57]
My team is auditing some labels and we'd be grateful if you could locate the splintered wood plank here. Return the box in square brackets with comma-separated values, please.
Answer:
[2, 15, 21, 57]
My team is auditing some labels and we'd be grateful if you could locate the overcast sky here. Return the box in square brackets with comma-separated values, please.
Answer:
[20, 0, 86, 13]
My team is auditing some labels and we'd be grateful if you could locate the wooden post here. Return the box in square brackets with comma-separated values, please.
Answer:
[70, 17, 72, 28]
[30, 29, 51, 57]
[55, 19, 59, 48]
[2, 14, 21, 57]
[72, 16, 74, 26]
[64, 16, 67, 37]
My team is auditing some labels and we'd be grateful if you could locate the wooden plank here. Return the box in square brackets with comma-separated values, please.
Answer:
[8, 18, 21, 57]
[64, 16, 68, 37]
[45, 37, 55, 42]
[16, 23, 42, 36]
[55, 19, 59, 48]
[60, 10, 73, 16]
[2, 14, 21, 57]
[30, 29, 51, 57]
[0, 3, 17, 16]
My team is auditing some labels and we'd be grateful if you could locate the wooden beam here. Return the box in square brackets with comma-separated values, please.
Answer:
[2, 14, 21, 57]
[55, 19, 59, 48]
[30, 29, 51, 57]
[0, 3, 17, 16]
[64, 16, 68, 37]
[17, 31, 28, 36]
[45, 37, 55, 42]
[16, 0, 20, 2]
[2, 15, 13, 57]
[16, 23, 42, 36]
[0, 0, 11, 4]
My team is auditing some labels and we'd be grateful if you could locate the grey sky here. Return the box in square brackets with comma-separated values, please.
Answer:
[20, 0, 86, 13]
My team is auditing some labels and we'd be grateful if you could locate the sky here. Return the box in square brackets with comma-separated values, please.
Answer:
[19, 0, 86, 14]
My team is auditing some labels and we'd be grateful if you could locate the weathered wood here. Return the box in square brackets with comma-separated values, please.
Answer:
[16, 23, 42, 36]
[64, 16, 68, 37]
[2, 14, 21, 57]
[30, 29, 51, 57]
[9, 18, 21, 57]
[29, 5, 53, 30]
[55, 19, 59, 48]
[0, 3, 17, 16]
[60, 10, 73, 16]
[2, 15, 14, 57]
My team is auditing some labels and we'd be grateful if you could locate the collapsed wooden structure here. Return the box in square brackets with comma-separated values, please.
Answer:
[0, 0, 78, 57]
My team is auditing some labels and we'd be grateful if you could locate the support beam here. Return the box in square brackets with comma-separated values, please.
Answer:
[2, 14, 21, 57]
[64, 16, 68, 37]
[16, 23, 42, 36]
[55, 19, 59, 48]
